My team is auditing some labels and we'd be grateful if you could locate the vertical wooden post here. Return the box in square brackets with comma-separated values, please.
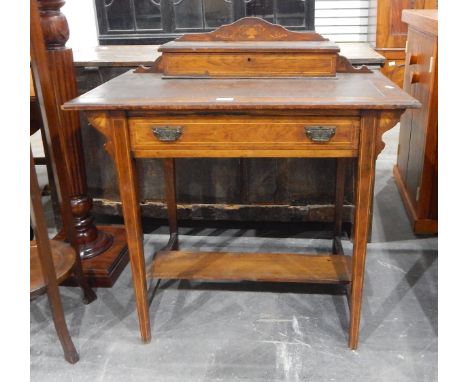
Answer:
[110, 112, 151, 343]
[348, 111, 379, 349]
[31, 0, 97, 303]
[30, 0, 97, 362]
[36, 0, 113, 259]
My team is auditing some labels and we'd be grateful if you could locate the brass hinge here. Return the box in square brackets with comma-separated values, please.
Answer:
[416, 186, 421, 202]
[397, 143, 400, 156]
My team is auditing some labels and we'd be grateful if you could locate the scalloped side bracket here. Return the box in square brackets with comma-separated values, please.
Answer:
[375, 110, 405, 158]
[336, 55, 372, 74]
[87, 112, 115, 159]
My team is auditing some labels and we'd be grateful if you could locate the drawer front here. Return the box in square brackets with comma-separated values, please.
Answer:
[128, 116, 359, 158]
[163, 53, 337, 78]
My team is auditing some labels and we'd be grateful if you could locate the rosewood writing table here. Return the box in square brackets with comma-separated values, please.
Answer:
[63, 18, 419, 349]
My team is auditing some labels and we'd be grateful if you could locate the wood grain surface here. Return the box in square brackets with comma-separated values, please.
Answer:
[129, 115, 359, 158]
[175, 17, 328, 42]
[162, 52, 337, 78]
[160, 40, 340, 53]
[64, 71, 419, 111]
[72, 43, 385, 68]
[148, 251, 351, 284]
[402, 10, 438, 36]
[30, 240, 76, 296]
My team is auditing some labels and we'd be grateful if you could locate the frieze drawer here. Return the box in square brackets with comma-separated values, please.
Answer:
[128, 115, 360, 158]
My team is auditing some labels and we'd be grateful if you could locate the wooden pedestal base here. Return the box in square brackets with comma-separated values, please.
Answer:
[60, 225, 129, 288]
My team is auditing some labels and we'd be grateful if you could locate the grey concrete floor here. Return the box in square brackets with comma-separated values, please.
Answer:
[30, 126, 437, 381]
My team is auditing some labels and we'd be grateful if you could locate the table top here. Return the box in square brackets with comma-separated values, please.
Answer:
[73, 43, 385, 67]
[64, 70, 419, 112]
[402, 9, 438, 36]
[159, 40, 341, 53]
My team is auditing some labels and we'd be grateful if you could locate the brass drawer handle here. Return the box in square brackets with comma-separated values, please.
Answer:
[305, 126, 336, 142]
[152, 126, 183, 142]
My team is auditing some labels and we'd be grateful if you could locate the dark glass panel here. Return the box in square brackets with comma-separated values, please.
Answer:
[277, 0, 305, 27]
[134, 0, 162, 30]
[245, 0, 274, 24]
[204, 0, 233, 28]
[95, 0, 315, 44]
[105, 0, 134, 31]
[174, 0, 204, 29]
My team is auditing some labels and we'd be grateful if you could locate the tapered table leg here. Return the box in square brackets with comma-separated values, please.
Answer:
[110, 112, 151, 343]
[348, 111, 378, 349]
[333, 158, 346, 254]
[163, 158, 179, 249]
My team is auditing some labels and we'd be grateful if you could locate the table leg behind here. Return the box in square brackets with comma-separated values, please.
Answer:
[348, 111, 378, 349]
[163, 158, 179, 249]
[111, 112, 151, 343]
[333, 158, 346, 254]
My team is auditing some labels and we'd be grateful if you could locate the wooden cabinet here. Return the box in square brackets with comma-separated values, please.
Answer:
[393, 10, 437, 234]
[368, 0, 437, 87]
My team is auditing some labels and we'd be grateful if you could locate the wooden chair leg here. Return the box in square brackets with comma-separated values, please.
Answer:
[163, 158, 179, 249]
[30, 149, 79, 364]
[39, 124, 62, 227]
[348, 112, 378, 349]
[333, 158, 346, 253]
[45, 284, 80, 364]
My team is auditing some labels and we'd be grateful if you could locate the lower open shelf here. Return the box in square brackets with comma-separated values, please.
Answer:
[147, 250, 351, 284]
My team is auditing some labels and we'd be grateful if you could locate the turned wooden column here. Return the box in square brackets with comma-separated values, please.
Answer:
[37, 0, 113, 258]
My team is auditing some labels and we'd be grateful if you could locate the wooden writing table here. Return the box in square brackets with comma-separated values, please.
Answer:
[64, 18, 419, 349]
[72, 41, 385, 225]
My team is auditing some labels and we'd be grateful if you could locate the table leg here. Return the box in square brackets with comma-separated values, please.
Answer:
[348, 111, 378, 349]
[163, 159, 179, 249]
[333, 158, 346, 254]
[111, 112, 151, 343]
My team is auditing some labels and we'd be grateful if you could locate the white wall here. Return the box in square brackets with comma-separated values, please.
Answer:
[62, 0, 98, 48]
[315, 0, 370, 42]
